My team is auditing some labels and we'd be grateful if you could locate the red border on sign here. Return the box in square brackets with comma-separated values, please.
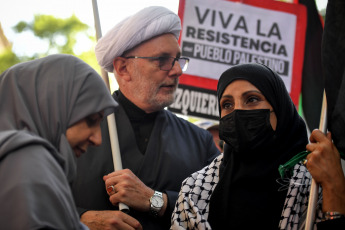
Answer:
[178, 0, 307, 107]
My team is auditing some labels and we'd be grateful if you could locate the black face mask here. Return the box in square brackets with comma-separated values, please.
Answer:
[219, 109, 276, 153]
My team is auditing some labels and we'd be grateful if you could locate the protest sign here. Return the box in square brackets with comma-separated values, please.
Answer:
[169, 0, 307, 120]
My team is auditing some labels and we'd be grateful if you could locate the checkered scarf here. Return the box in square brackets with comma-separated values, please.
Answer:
[171, 155, 323, 229]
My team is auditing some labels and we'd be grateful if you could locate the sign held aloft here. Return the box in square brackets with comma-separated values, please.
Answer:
[169, 0, 307, 121]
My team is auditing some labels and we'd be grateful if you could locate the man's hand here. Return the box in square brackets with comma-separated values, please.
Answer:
[103, 169, 168, 214]
[81, 210, 142, 230]
[306, 129, 345, 214]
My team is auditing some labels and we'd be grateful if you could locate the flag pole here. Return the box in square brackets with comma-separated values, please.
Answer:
[91, 0, 129, 213]
[305, 90, 327, 230]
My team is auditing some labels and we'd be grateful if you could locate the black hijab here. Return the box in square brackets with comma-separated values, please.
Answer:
[208, 63, 308, 229]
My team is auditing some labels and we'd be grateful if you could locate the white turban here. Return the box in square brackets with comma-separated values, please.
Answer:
[95, 6, 181, 72]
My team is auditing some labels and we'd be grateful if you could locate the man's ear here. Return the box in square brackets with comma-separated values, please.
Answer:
[113, 57, 131, 81]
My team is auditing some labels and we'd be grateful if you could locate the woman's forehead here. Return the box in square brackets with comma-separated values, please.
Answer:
[223, 79, 260, 95]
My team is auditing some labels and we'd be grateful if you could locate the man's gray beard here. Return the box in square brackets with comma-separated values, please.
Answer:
[149, 91, 176, 111]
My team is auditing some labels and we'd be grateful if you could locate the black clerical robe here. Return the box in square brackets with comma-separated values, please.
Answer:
[72, 92, 220, 230]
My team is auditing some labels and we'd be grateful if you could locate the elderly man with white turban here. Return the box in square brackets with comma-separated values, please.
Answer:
[72, 6, 220, 230]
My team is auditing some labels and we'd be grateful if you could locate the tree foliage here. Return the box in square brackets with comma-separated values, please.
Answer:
[1, 14, 98, 74]
[0, 48, 22, 73]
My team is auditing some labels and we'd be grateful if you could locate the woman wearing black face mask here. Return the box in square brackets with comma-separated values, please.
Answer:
[171, 63, 345, 229]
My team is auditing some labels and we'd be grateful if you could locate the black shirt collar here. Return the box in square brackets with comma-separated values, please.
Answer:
[117, 90, 158, 122]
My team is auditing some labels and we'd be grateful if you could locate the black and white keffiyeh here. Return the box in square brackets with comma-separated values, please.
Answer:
[171, 158, 324, 230]
[279, 163, 323, 230]
[171, 155, 222, 229]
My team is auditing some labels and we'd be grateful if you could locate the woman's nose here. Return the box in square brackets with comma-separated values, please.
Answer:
[89, 126, 102, 146]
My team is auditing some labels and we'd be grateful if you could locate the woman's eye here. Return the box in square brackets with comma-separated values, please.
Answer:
[221, 102, 233, 110]
[86, 117, 98, 127]
[246, 96, 260, 104]
[86, 114, 102, 127]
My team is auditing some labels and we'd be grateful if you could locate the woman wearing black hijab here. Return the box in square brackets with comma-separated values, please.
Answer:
[171, 63, 345, 229]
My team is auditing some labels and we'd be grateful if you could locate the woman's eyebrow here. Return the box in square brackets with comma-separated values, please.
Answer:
[242, 90, 263, 96]
[220, 95, 233, 100]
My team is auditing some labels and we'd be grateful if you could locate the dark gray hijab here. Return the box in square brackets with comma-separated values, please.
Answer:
[0, 54, 117, 182]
